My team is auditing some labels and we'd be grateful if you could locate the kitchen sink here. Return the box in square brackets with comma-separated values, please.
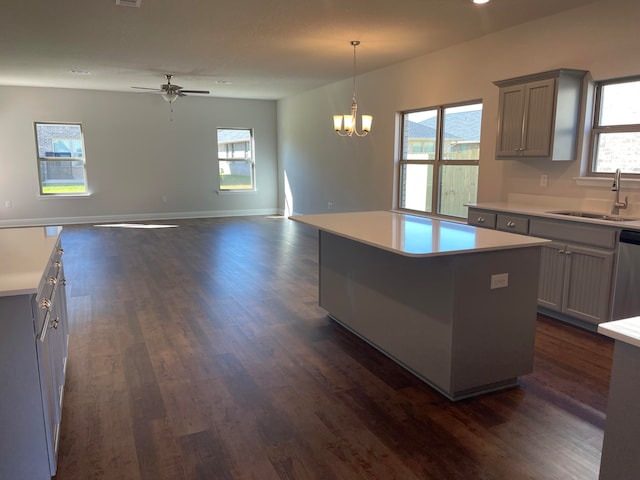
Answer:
[547, 210, 640, 222]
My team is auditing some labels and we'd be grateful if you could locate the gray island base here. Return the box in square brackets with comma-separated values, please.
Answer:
[597, 318, 640, 479]
[292, 211, 549, 401]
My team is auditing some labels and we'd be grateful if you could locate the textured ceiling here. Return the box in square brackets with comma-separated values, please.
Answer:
[1, 0, 600, 100]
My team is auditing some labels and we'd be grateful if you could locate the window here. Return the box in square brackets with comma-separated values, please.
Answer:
[398, 102, 482, 218]
[591, 76, 640, 175]
[34, 122, 88, 195]
[217, 128, 255, 191]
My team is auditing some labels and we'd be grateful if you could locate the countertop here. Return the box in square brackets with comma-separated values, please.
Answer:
[598, 317, 640, 348]
[0, 226, 62, 297]
[291, 211, 549, 257]
[469, 202, 640, 230]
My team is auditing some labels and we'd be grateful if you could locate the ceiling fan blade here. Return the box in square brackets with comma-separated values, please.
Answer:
[131, 86, 163, 91]
[179, 89, 210, 94]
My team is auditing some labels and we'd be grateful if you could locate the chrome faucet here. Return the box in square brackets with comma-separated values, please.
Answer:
[611, 168, 628, 215]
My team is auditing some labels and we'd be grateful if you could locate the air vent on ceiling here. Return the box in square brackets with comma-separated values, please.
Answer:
[115, 0, 141, 7]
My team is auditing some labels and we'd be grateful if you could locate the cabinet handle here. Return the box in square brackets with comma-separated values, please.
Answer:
[506, 221, 516, 228]
[40, 298, 52, 310]
[565, 251, 572, 256]
[558, 249, 565, 254]
[50, 317, 60, 330]
[53, 260, 62, 268]
[39, 312, 50, 343]
[47, 276, 57, 286]
[58, 248, 64, 255]
[477, 216, 485, 223]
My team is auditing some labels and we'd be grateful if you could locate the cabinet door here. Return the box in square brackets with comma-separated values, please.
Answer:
[35, 311, 61, 475]
[521, 78, 556, 157]
[563, 245, 615, 324]
[537, 241, 567, 312]
[495, 84, 525, 157]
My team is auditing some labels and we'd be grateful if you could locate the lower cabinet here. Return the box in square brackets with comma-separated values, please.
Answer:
[469, 207, 618, 327]
[538, 241, 614, 324]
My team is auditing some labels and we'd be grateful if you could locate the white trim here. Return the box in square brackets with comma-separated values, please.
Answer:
[37, 193, 92, 199]
[215, 189, 258, 195]
[0, 208, 279, 228]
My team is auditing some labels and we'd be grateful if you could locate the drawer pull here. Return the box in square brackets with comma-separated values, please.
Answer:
[53, 260, 62, 268]
[558, 249, 565, 254]
[47, 276, 57, 286]
[58, 248, 64, 255]
[477, 216, 485, 223]
[506, 221, 516, 228]
[40, 298, 52, 310]
[50, 317, 60, 330]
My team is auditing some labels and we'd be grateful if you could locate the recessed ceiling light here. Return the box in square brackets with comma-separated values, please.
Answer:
[473, 0, 490, 4]
[115, 0, 141, 7]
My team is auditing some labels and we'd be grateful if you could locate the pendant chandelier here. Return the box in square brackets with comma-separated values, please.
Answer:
[333, 41, 372, 137]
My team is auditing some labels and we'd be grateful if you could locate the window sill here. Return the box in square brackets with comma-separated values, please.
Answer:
[574, 177, 640, 190]
[37, 192, 92, 199]
[216, 189, 257, 194]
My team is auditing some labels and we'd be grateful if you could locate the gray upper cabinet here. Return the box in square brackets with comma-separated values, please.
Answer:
[494, 69, 587, 161]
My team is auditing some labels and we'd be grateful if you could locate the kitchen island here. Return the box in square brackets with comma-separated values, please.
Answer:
[597, 317, 640, 479]
[0, 226, 68, 479]
[291, 211, 550, 400]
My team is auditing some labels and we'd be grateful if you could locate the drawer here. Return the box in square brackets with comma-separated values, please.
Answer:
[496, 214, 529, 234]
[468, 211, 497, 229]
[529, 218, 617, 249]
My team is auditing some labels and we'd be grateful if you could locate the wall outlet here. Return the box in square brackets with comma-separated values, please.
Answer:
[539, 174, 548, 187]
[327, 201, 333, 210]
[490, 273, 509, 289]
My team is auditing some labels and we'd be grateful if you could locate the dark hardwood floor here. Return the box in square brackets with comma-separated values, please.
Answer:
[55, 216, 613, 480]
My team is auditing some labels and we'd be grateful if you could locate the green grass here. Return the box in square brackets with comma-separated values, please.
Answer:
[42, 185, 87, 194]
[220, 174, 253, 190]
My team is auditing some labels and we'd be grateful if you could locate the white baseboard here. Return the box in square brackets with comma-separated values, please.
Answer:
[0, 208, 280, 228]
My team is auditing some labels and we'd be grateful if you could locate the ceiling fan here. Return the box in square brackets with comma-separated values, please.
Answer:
[132, 74, 210, 104]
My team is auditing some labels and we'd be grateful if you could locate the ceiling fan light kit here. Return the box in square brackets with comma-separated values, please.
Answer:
[161, 92, 179, 104]
[132, 74, 209, 105]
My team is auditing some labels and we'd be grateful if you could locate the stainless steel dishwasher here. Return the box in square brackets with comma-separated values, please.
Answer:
[612, 229, 640, 320]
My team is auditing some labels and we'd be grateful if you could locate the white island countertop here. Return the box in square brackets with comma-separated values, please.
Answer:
[598, 317, 640, 348]
[291, 211, 549, 257]
[0, 226, 62, 297]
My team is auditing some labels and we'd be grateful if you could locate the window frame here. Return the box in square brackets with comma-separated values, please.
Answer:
[589, 75, 640, 177]
[34, 121, 89, 196]
[397, 100, 482, 218]
[216, 127, 256, 192]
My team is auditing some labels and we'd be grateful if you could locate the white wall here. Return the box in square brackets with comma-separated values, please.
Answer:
[0, 87, 278, 226]
[278, 0, 640, 216]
